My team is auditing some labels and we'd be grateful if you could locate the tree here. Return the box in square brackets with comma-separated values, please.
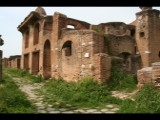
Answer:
[0, 35, 4, 46]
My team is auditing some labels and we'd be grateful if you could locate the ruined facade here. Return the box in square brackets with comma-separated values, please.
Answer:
[3, 55, 21, 69]
[4, 7, 160, 84]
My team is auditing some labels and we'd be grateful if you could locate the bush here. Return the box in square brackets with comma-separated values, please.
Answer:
[119, 84, 160, 113]
[41, 76, 116, 108]
[0, 73, 37, 113]
[107, 67, 137, 91]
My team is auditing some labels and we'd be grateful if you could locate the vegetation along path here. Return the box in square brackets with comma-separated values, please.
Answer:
[3, 67, 160, 113]
[4, 67, 144, 114]
[10, 75, 121, 114]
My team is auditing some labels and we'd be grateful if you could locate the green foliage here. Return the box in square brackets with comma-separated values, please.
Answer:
[33, 75, 43, 83]
[3, 67, 43, 83]
[119, 84, 160, 113]
[0, 38, 4, 46]
[4, 68, 29, 77]
[134, 84, 160, 113]
[0, 101, 8, 113]
[118, 99, 136, 113]
[107, 67, 137, 91]
[93, 27, 104, 35]
[40, 76, 122, 108]
[0, 73, 37, 113]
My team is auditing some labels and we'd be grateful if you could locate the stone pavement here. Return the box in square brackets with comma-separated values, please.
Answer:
[11, 77, 120, 114]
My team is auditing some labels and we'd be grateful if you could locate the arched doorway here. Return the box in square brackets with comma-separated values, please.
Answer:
[43, 40, 51, 79]
[119, 52, 131, 72]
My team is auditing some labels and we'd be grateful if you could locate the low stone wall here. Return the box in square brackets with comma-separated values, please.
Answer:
[137, 62, 160, 88]
[152, 62, 160, 80]
[137, 67, 152, 84]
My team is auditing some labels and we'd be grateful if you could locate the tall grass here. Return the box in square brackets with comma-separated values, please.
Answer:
[0, 72, 37, 113]
[4, 67, 43, 83]
[119, 84, 160, 113]
[40, 76, 122, 109]
[107, 67, 137, 91]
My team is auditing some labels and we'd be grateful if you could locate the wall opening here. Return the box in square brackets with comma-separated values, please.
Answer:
[159, 51, 160, 58]
[131, 30, 135, 37]
[67, 25, 75, 29]
[34, 23, 39, 45]
[120, 52, 131, 60]
[119, 52, 131, 72]
[24, 54, 29, 71]
[43, 40, 51, 79]
[139, 32, 145, 37]
[62, 41, 72, 56]
[32, 51, 39, 75]
[25, 29, 29, 48]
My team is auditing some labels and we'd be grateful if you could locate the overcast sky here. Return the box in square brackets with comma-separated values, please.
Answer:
[1, 7, 160, 58]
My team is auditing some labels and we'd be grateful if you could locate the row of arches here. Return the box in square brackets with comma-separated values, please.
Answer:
[24, 23, 40, 48]
[24, 24, 75, 49]
[24, 39, 73, 79]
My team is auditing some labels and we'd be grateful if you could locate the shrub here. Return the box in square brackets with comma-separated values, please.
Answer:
[107, 67, 137, 91]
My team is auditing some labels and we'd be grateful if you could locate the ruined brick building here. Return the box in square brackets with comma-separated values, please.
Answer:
[4, 7, 160, 84]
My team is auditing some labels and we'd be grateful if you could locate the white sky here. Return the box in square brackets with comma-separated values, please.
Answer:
[0, 7, 160, 58]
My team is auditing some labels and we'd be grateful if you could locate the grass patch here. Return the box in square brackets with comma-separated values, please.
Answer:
[39, 76, 122, 109]
[107, 67, 137, 92]
[3, 67, 43, 83]
[0, 72, 37, 113]
[119, 84, 160, 113]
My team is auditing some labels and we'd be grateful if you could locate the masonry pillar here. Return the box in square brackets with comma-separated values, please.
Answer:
[93, 53, 111, 83]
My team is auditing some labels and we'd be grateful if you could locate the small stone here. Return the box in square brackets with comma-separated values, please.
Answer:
[106, 105, 114, 108]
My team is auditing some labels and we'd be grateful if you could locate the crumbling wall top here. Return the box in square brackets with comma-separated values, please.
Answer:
[35, 7, 46, 15]
[139, 6, 152, 11]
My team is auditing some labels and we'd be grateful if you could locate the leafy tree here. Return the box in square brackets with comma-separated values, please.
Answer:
[0, 35, 4, 46]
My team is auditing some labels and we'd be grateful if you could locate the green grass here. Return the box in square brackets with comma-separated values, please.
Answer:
[39, 76, 122, 109]
[3, 66, 160, 113]
[0, 71, 37, 113]
[119, 84, 160, 113]
[107, 67, 137, 92]
[3, 67, 43, 83]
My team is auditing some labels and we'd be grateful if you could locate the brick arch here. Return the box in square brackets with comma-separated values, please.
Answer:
[33, 22, 40, 45]
[43, 40, 51, 79]
[60, 40, 78, 81]
[62, 41, 72, 56]
[60, 39, 77, 56]
[66, 19, 89, 30]
[24, 28, 29, 48]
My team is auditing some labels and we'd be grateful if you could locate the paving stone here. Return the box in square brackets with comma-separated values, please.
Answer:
[46, 108, 56, 111]
[106, 105, 114, 108]
[47, 104, 53, 107]
[66, 104, 72, 107]
[74, 109, 86, 113]
[55, 102, 60, 105]
[37, 98, 43, 100]
[85, 109, 97, 113]
[61, 111, 75, 113]
[58, 108, 67, 111]
[103, 111, 116, 114]
[38, 110, 47, 113]
[48, 111, 61, 113]
[100, 108, 109, 112]
[90, 111, 103, 114]
[111, 108, 119, 111]
[35, 102, 44, 107]
[37, 106, 45, 110]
